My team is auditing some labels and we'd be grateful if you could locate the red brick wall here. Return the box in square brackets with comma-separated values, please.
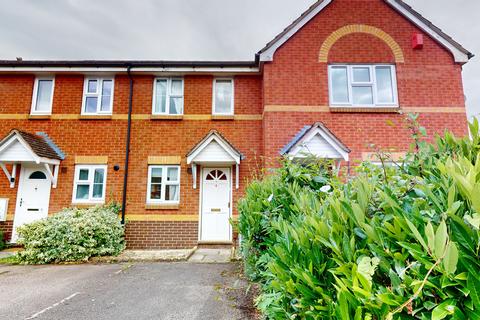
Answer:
[262, 0, 468, 162]
[125, 221, 198, 249]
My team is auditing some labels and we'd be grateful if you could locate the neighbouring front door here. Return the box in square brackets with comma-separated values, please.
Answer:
[200, 168, 231, 242]
[11, 165, 51, 242]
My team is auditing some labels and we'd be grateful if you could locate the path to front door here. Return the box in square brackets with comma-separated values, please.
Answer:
[200, 167, 231, 242]
[11, 165, 51, 242]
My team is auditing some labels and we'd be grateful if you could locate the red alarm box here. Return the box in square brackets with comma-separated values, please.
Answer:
[412, 33, 424, 49]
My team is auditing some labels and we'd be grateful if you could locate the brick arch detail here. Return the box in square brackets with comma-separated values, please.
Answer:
[319, 24, 405, 63]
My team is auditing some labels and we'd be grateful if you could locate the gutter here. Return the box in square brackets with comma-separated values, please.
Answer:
[121, 65, 134, 225]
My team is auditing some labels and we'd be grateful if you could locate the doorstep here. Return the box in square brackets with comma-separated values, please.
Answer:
[90, 248, 196, 263]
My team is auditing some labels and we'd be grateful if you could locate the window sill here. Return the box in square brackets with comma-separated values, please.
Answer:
[211, 115, 234, 120]
[150, 114, 183, 120]
[29, 114, 52, 120]
[329, 106, 400, 113]
[79, 115, 113, 120]
[145, 203, 180, 210]
[71, 202, 104, 208]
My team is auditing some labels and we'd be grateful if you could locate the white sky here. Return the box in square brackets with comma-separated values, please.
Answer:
[0, 0, 477, 118]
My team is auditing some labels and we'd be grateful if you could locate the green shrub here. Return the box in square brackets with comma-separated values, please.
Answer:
[0, 230, 5, 251]
[17, 204, 125, 264]
[239, 119, 480, 319]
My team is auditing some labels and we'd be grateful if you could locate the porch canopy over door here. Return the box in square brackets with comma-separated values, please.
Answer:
[186, 130, 244, 189]
[0, 129, 65, 188]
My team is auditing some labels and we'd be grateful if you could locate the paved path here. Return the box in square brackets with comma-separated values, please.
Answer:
[0, 262, 252, 320]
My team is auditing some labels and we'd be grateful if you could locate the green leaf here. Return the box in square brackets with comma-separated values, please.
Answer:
[426, 221, 435, 254]
[405, 219, 428, 252]
[443, 242, 458, 274]
[468, 274, 480, 307]
[432, 300, 456, 320]
[434, 221, 448, 258]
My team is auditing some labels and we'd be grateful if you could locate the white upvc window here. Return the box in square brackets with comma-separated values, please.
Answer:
[152, 78, 184, 115]
[328, 65, 398, 107]
[82, 77, 114, 115]
[31, 77, 54, 115]
[213, 78, 234, 115]
[147, 165, 180, 204]
[72, 165, 107, 204]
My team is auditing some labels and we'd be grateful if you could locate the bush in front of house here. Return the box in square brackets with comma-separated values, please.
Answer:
[0, 230, 5, 251]
[239, 117, 480, 319]
[16, 203, 125, 264]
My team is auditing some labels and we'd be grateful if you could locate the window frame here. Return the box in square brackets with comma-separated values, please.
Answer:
[212, 78, 234, 115]
[151, 78, 184, 115]
[328, 64, 398, 108]
[30, 77, 55, 115]
[146, 165, 181, 204]
[72, 165, 108, 204]
[81, 77, 115, 115]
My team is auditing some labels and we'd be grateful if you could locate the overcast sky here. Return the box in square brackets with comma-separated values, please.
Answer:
[0, 0, 478, 118]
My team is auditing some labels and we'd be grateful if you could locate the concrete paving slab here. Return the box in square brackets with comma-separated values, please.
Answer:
[188, 248, 232, 263]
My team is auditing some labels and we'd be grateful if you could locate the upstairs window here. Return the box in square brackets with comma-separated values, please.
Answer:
[328, 65, 398, 107]
[147, 165, 180, 204]
[152, 78, 184, 115]
[31, 78, 54, 115]
[72, 165, 107, 204]
[213, 79, 234, 115]
[82, 78, 114, 115]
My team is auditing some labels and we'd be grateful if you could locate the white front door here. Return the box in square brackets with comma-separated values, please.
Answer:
[11, 165, 51, 242]
[200, 168, 231, 242]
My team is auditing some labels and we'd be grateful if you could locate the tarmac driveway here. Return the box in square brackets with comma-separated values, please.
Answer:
[0, 262, 253, 320]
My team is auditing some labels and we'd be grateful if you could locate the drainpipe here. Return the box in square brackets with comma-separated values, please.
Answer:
[121, 65, 134, 225]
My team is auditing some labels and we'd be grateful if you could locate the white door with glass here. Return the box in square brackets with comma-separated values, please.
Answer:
[12, 165, 51, 242]
[201, 168, 231, 241]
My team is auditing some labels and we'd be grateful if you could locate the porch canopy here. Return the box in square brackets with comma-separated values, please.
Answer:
[280, 122, 350, 169]
[0, 129, 65, 188]
[186, 130, 244, 189]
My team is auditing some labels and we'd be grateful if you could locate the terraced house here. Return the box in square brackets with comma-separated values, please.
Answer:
[0, 0, 472, 249]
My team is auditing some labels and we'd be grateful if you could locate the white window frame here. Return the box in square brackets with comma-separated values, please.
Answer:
[328, 64, 398, 108]
[81, 77, 115, 115]
[146, 165, 181, 204]
[72, 165, 107, 204]
[212, 78, 234, 115]
[30, 77, 55, 115]
[152, 78, 184, 115]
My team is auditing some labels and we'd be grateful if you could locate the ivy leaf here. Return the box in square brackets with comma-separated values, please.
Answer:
[443, 242, 458, 275]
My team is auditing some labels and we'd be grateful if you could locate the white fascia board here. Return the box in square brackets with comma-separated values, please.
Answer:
[385, 0, 469, 64]
[0, 67, 260, 74]
[258, 0, 332, 62]
[187, 134, 240, 165]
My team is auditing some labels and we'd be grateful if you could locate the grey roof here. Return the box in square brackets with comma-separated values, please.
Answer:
[0, 129, 64, 160]
[280, 122, 350, 155]
[0, 60, 258, 68]
[257, 0, 473, 60]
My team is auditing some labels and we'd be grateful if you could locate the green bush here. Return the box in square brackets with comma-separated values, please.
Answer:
[0, 230, 5, 251]
[239, 118, 480, 319]
[17, 204, 125, 264]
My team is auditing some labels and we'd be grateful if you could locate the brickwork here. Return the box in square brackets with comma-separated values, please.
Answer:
[125, 221, 198, 249]
[0, 221, 13, 242]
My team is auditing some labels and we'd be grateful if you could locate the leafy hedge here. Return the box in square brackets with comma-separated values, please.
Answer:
[17, 204, 125, 264]
[0, 230, 5, 251]
[238, 118, 480, 319]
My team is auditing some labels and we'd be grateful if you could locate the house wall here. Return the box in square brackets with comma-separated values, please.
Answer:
[0, 74, 263, 248]
[0, 0, 471, 249]
[262, 0, 468, 166]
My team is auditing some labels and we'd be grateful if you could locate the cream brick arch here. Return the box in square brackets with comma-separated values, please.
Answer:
[318, 24, 405, 63]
